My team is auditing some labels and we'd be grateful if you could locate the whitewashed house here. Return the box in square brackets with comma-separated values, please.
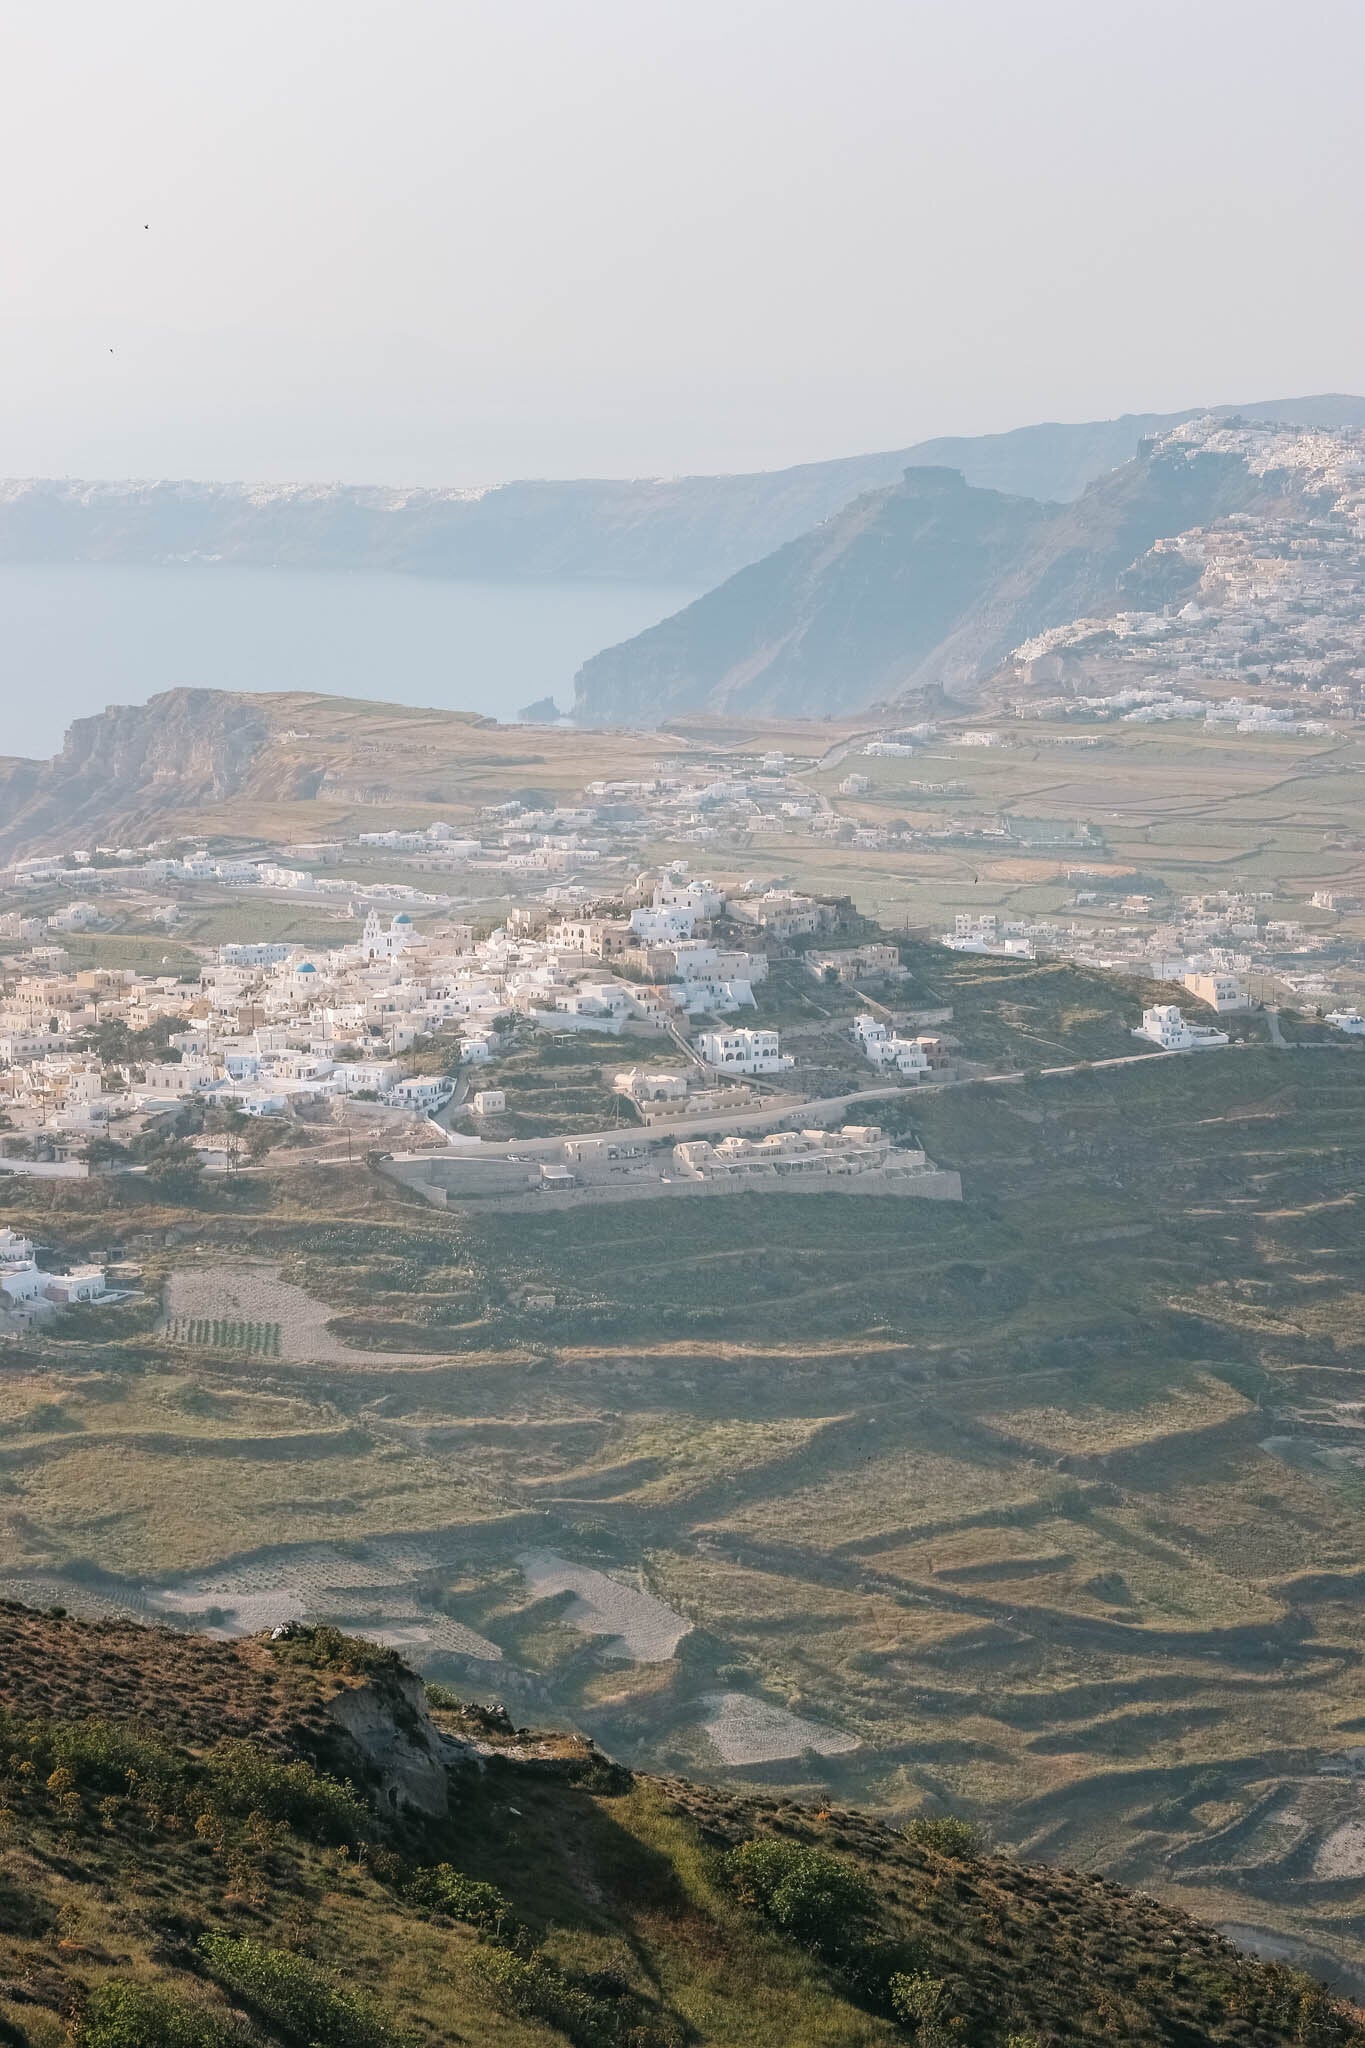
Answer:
[1134, 1005, 1229, 1051]
[390, 1076, 454, 1111]
[695, 1028, 792, 1075]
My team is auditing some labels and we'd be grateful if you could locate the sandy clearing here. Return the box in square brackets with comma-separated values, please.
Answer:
[1315, 1819, 1365, 1879]
[699, 1690, 859, 1767]
[147, 1553, 503, 1661]
[151, 1584, 306, 1636]
[368, 1617, 502, 1661]
[162, 1262, 440, 1367]
[518, 1549, 690, 1662]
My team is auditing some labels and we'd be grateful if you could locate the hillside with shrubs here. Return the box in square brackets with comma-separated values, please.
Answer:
[0, 1604, 1359, 2048]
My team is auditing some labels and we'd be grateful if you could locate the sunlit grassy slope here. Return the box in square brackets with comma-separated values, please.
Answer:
[2, 1609, 1361, 2048]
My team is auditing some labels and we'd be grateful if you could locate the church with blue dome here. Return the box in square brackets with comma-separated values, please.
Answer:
[360, 909, 418, 962]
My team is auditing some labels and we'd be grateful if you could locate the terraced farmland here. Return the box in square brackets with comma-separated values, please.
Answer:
[4, 1043, 1365, 1981]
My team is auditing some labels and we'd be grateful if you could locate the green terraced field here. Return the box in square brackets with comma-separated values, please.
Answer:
[4, 1042, 1365, 1983]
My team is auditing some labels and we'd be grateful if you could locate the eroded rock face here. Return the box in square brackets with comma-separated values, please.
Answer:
[326, 1668, 450, 1820]
[0, 688, 271, 855]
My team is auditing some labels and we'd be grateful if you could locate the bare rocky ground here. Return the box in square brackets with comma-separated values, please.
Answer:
[517, 1549, 692, 1661]
[698, 1689, 860, 1766]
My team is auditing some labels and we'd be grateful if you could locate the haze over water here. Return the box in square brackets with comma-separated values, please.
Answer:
[0, 562, 698, 759]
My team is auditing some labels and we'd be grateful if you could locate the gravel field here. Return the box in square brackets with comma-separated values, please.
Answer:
[699, 1690, 860, 1766]
[518, 1549, 691, 1661]
[368, 1616, 503, 1661]
[1315, 1819, 1365, 1880]
[151, 1583, 305, 1636]
[145, 1544, 503, 1660]
[0, 1574, 156, 1620]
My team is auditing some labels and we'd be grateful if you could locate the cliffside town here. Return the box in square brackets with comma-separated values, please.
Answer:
[1005, 420, 1365, 712]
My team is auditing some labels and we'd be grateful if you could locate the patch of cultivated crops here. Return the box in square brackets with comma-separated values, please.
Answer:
[163, 1316, 283, 1356]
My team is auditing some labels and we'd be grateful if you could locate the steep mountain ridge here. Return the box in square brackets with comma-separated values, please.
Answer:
[907, 391, 1365, 506]
[572, 425, 1273, 720]
[2, 394, 1361, 590]
[571, 414, 1365, 722]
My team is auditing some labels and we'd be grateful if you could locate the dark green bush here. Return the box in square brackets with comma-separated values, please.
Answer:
[471, 1949, 601, 2037]
[199, 1933, 402, 2048]
[0, 1711, 183, 1803]
[901, 1815, 984, 1858]
[77, 1980, 245, 2048]
[268, 1624, 403, 1681]
[472, 1947, 681, 2048]
[423, 1681, 462, 1711]
[404, 1861, 516, 1937]
[204, 1738, 367, 1841]
[725, 1837, 874, 1959]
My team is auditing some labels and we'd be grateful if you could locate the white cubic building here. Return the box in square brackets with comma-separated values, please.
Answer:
[695, 1027, 793, 1075]
[1134, 1005, 1229, 1051]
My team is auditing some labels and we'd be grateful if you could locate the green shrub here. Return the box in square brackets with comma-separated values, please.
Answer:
[471, 1947, 681, 2048]
[1253, 1964, 1360, 2045]
[471, 1949, 601, 2038]
[404, 1862, 517, 1938]
[888, 1970, 963, 2044]
[77, 1981, 244, 2048]
[0, 1711, 183, 1804]
[268, 1624, 404, 1680]
[199, 1934, 402, 2048]
[204, 1738, 368, 1841]
[901, 1815, 984, 1859]
[725, 1837, 874, 1959]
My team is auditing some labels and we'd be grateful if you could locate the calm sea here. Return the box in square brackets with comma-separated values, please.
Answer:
[0, 562, 697, 760]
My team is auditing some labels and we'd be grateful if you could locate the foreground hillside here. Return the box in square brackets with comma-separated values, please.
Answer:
[0, 1608, 1359, 2048]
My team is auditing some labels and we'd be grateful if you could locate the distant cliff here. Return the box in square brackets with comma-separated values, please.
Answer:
[0, 689, 277, 854]
[571, 432, 1277, 721]
[573, 468, 1052, 722]
[0, 684, 621, 857]
[0, 459, 932, 589]
[3, 394, 1360, 588]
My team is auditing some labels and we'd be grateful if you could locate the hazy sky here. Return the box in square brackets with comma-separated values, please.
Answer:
[4, 0, 1363, 485]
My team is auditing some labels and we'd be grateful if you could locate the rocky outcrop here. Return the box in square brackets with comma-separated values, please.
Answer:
[0, 688, 280, 855]
[326, 1667, 451, 1820]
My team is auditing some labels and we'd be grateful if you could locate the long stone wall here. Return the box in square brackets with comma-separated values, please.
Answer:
[384, 1162, 962, 1212]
